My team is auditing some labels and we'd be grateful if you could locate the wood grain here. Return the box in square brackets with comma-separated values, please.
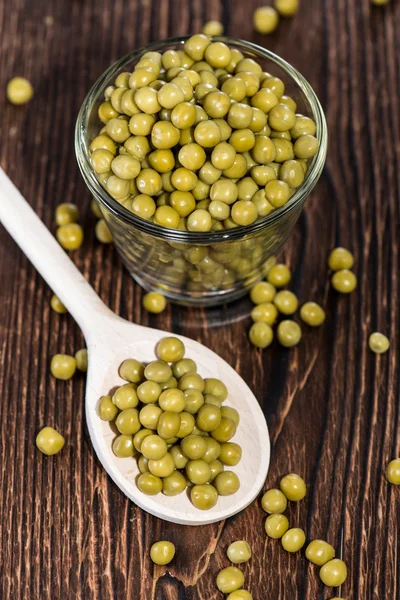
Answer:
[0, 0, 399, 598]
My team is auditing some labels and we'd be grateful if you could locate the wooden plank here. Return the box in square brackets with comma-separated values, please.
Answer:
[0, 0, 399, 598]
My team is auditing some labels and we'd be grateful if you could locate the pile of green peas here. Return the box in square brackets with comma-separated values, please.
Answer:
[261, 473, 348, 591]
[89, 34, 319, 235]
[97, 336, 242, 509]
[248, 259, 326, 348]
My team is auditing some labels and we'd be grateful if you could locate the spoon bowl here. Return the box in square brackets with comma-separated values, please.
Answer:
[0, 168, 270, 525]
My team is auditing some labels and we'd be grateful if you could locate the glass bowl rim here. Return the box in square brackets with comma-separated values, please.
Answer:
[75, 35, 328, 243]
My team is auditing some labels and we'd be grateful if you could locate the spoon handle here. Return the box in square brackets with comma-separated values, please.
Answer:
[0, 168, 113, 337]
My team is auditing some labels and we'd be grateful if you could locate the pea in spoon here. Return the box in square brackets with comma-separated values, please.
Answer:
[0, 168, 270, 525]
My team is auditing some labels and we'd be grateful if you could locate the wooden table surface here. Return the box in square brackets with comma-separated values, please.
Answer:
[1, 0, 399, 598]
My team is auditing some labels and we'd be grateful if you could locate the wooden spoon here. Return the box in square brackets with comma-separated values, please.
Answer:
[0, 168, 270, 525]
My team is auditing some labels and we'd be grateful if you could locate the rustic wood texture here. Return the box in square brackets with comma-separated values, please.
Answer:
[0, 0, 399, 598]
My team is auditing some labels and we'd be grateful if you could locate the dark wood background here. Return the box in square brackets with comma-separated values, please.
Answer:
[1, 0, 399, 598]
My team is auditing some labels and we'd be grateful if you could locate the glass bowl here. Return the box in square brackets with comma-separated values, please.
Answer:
[75, 36, 327, 306]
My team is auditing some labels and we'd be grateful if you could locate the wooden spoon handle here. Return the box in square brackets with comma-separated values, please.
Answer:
[0, 168, 113, 337]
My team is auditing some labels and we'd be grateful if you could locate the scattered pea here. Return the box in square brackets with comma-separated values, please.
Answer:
[386, 458, 400, 485]
[273, 290, 298, 315]
[142, 292, 167, 314]
[50, 354, 76, 380]
[369, 332, 390, 354]
[274, 0, 299, 17]
[56, 223, 84, 251]
[300, 302, 325, 326]
[7, 77, 34, 104]
[50, 294, 68, 314]
[250, 281, 276, 304]
[261, 488, 287, 514]
[265, 514, 290, 539]
[216, 566, 245, 594]
[277, 320, 302, 347]
[253, 7, 279, 34]
[267, 264, 291, 288]
[227, 540, 252, 563]
[150, 541, 176, 565]
[305, 540, 335, 566]
[95, 219, 113, 243]
[251, 302, 278, 325]
[280, 473, 306, 501]
[36, 426, 65, 455]
[227, 592, 253, 600]
[55, 203, 80, 226]
[319, 559, 348, 587]
[281, 528, 306, 552]
[75, 348, 88, 372]
[202, 21, 224, 36]
[328, 247, 354, 271]
[249, 322, 274, 348]
[331, 269, 357, 293]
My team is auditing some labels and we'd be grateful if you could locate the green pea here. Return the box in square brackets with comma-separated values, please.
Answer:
[214, 470, 240, 495]
[211, 417, 236, 442]
[173, 358, 197, 379]
[305, 540, 335, 566]
[112, 434, 135, 457]
[261, 489, 287, 514]
[162, 471, 187, 496]
[216, 566, 245, 593]
[176, 412, 195, 438]
[196, 404, 222, 432]
[133, 428, 153, 452]
[181, 435, 207, 460]
[170, 445, 189, 469]
[148, 452, 175, 478]
[281, 528, 306, 553]
[203, 378, 228, 400]
[115, 408, 141, 435]
[186, 459, 212, 484]
[157, 411, 181, 439]
[141, 434, 168, 460]
[137, 472, 163, 495]
[190, 484, 219, 510]
[119, 359, 145, 383]
[265, 514, 290, 539]
[36, 426, 65, 456]
[137, 380, 162, 404]
[319, 559, 348, 587]
[219, 442, 242, 466]
[227, 540, 252, 564]
[183, 389, 205, 414]
[144, 360, 172, 383]
[98, 395, 119, 421]
[156, 337, 185, 363]
[139, 404, 163, 430]
[50, 354, 76, 380]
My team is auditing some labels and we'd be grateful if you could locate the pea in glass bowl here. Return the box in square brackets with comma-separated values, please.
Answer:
[75, 36, 327, 306]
